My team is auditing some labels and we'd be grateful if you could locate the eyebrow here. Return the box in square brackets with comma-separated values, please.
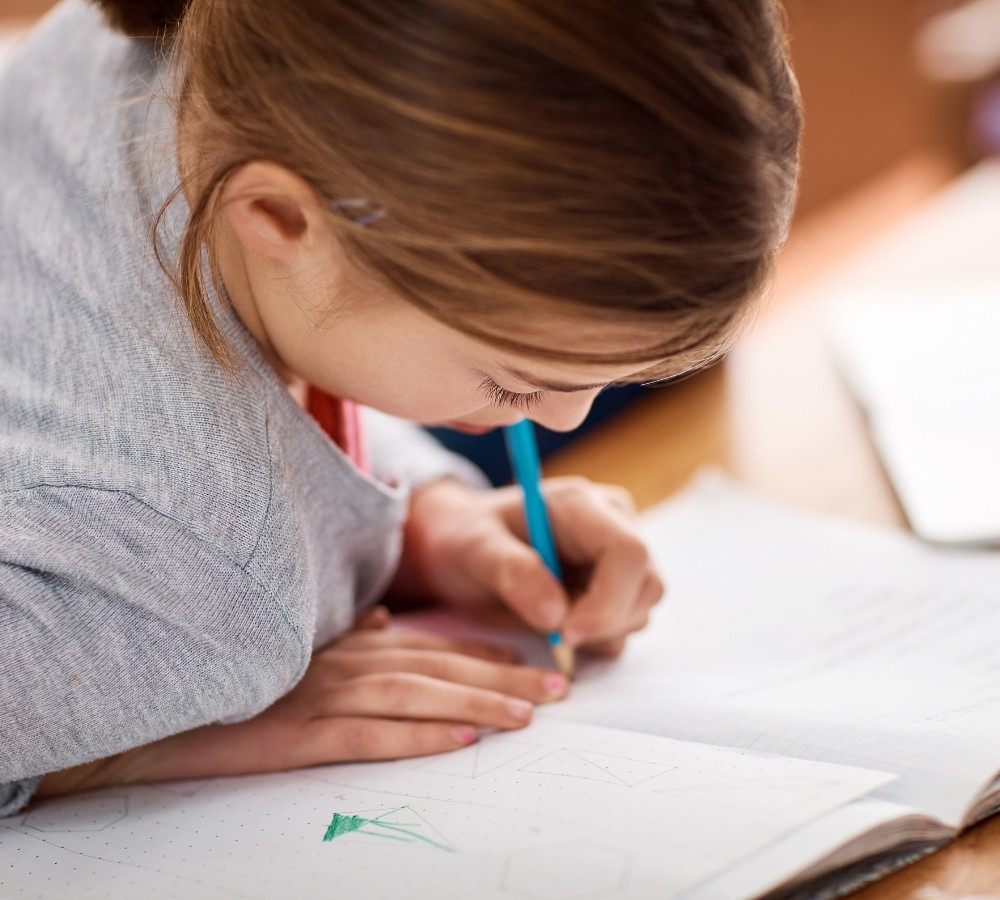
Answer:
[498, 364, 612, 394]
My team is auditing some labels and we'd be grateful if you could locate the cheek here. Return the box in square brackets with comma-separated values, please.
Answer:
[348, 363, 485, 421]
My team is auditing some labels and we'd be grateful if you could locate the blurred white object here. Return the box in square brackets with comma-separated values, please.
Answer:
[828, 280, 1000, 545]
[916, 0, 1000, 81]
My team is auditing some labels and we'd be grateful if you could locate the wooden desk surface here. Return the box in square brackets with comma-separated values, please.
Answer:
[546, 155, 1000, 900]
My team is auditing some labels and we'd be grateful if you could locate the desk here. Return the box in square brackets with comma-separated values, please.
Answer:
[547, 155, 1000, 899]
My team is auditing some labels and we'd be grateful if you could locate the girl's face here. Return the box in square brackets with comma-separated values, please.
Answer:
[218, 179, 665, 433]
[237, 264, 659, 434]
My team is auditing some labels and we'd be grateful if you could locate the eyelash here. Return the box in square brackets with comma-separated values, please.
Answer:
[480, 377, 545, 410]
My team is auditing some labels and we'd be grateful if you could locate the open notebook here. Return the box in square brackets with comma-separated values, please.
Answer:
[827, 279, 1000, 545]
[4, 472, 1000, 899]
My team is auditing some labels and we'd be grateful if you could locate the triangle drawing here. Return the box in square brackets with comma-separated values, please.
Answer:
[519, 748, 674, 786]
[419, 738, 542, 778]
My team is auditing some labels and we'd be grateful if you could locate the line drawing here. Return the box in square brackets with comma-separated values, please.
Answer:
[3, 828, 249, 898]
[22, 793, 129, 833]
[149, 779, 211, 797]
[322, 807, 455, 853]
[519, 749, 675, 787]
[418, 738, 542, 778]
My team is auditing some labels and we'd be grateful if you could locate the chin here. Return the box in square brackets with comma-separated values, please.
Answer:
[437, 421, 497, 436]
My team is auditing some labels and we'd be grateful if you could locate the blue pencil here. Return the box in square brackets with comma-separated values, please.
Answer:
[503, 419, 576, 680]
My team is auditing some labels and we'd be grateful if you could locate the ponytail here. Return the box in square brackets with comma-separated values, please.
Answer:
[88, 0, 187, 40]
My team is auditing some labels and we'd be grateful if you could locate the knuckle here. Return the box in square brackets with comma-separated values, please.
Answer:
[362, 672, 420, 711]
[468, 688, 509, 719]
[574, 600, 624, 640]
[632, 608, 652, 633]
[614, 534, 649, 569]
[412, 654, 460, 682]
[335, 719, 383, 759]
[495, 554, 542, 604]
[546, 475, 592, 501]
[647, 572, 667, 605]
[605, 485, 637, 514]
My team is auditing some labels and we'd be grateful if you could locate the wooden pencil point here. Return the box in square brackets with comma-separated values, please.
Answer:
[551, 638, 576, 681]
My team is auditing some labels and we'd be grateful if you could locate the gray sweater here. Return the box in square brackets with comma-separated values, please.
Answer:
[0, 0, 482, 813]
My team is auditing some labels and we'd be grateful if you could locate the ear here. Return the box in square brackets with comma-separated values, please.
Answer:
[219, 161, 331, 267]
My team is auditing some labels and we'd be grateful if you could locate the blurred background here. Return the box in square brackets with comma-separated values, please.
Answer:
[2, 0, 998, 489]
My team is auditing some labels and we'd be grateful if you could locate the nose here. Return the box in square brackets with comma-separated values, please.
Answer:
[528, 389, 601, 433]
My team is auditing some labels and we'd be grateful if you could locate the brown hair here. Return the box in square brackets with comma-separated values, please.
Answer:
[94, 0, 801, 380]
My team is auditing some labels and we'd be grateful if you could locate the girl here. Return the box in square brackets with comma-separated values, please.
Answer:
[0, 0, 800, 813]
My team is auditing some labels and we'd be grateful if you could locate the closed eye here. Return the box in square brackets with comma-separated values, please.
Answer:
[479, 377, 546, 410]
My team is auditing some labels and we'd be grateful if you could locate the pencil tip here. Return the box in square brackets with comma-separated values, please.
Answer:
[551, 640, 576, 681]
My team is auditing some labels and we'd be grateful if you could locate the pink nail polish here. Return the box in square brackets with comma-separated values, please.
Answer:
[545, 672, 568, 697]
[451, 726, 477, 745]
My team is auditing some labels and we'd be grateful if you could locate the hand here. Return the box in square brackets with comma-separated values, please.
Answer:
[392, 477, 664, 656]
[35, 608, 568, 798]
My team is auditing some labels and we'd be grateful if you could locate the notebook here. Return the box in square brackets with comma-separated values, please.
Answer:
[827, 279, 1000, 545]
[5, 473, 1000, 899]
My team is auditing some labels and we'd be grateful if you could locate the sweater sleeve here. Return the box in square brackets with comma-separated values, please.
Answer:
[0, 485, 311, 814]
[0, 777, 43, 817]
[362, 408, 490, 490]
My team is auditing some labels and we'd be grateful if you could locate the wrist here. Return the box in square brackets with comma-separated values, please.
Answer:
[390, 477, 481, 600]
[35, 754, 128, 799]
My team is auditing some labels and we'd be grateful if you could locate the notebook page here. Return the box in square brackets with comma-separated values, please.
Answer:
[0, 720, 889, 900]
[682, 797, 948, 900]
[543, 472, 1000, 828]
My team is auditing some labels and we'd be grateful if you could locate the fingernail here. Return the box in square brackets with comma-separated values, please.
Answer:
[451, 726, 477, 745]
[505, 698, 533, 722]
[544, 673, 568, 698]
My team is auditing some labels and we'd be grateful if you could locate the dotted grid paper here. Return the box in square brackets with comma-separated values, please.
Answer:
[542, 472, 1000, 830]
[0, 720, 890, 900]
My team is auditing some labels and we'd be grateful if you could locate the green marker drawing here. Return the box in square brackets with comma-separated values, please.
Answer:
[322, 807, 455, 853]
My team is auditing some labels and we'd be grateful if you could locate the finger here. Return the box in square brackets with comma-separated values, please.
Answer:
[354, 605, 391, 631]
[598, 483, 638, 518]
[562, 539, 650, 647]
[537, 485, 659, 645]
[312, 672, 537, 730]
[468, 525, 570, 633]
[299, 716, 480, 765]
[541, 480, 642, 566]
[640, 569, 666, 610]
[333, 626, 519, 663]
[569, 570, 663, 653]
[318, 647, 569, 703]
[580, 635, 628, 658]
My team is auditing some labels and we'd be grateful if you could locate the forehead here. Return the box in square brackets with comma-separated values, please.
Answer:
[340, 255, 701, 381]
[475, 315, 678, 387]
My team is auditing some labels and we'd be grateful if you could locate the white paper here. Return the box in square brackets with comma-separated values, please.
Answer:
[0, 720, 888, 899]
[6, 472, 999, 898]
[546, 472, 1000, 827]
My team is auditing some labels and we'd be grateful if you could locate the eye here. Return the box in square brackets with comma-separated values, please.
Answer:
[479, 377, 545, 410]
